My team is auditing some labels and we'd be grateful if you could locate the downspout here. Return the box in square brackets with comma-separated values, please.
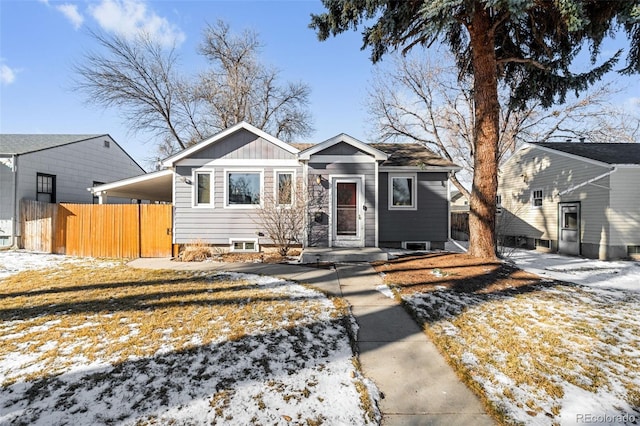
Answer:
[11, 154, 19, 248]
[557, 167, 616, 196]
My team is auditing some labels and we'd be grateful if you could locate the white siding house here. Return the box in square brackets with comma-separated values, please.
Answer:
[498, 143, 640, 260]
[0, 134, 145, 247]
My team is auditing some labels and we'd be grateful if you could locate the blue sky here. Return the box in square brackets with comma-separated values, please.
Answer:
[0, 0, 377, 168]
[1, 0, 638, 170]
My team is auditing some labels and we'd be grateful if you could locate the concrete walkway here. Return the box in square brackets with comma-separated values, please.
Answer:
[128, 258, 493, 425]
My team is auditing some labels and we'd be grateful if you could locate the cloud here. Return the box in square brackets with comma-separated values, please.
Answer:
[89, 0, 185, 47]
[56, 4, 84, 30]
[1, 64, 16, 85]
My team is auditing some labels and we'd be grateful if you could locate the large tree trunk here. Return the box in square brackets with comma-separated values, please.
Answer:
[467, 5, 500, 259]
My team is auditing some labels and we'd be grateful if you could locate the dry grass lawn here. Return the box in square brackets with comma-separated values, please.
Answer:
[0, 262, 377, 425]
[374, 253, 640, 425]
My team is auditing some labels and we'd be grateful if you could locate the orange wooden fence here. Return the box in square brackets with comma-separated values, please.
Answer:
[20, 200, 172, 258]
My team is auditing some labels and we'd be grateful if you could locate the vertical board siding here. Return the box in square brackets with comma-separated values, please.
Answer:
[20, 201, 172, 257]
[189, 129, 296, 160]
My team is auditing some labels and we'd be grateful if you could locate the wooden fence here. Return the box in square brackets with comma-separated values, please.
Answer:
[451, 212, 469, 241]
[21, 200, 172, 258]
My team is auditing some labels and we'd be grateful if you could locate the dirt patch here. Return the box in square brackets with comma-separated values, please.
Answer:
[373, 252, 542, 294]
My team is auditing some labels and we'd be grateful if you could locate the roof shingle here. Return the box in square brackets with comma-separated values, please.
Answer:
[534, 143, 640, 165]
[0, 134, 103, 155]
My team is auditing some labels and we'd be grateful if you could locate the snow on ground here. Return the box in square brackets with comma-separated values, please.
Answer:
[389, 242, 640, 425]
[0, 254, 380, 425]
[506, 248, 640, 291]
[0, 250, 118, 280]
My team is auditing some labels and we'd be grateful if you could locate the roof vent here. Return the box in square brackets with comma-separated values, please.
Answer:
[104, 140, 110, 148]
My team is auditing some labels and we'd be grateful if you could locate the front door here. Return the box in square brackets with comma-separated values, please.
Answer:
[558, 202, 580, 256]
[332, 178, 364, 247]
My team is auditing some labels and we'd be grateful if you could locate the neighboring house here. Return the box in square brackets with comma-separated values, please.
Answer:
[0, 134, 145, 247]
[498, 142, 640, 260]
[450, 190, 470, 212]
[93, 122, 460, 252]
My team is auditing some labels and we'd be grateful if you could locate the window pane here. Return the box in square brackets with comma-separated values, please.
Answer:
[229, 173, 260, 205]
[245, 242, 255, 250]
[197, 174, 211, 204]
[392, 177, 413, 206]
[277, 173, 293, 205]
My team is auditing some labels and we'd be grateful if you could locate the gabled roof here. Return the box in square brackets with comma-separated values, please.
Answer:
[534, 143, 640, 166]
[298, 133, 388, 160]
[162, 121, 299, 167]
[372, 143, 460, 169]
[0, 134, 104, 155]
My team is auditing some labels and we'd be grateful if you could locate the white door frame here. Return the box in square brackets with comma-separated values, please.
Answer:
[329, 175, 365, 248]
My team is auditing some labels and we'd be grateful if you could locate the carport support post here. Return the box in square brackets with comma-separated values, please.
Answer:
[98, 191, 107, 205]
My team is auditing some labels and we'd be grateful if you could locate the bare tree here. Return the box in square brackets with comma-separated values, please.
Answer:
[254, 176, 306, 256]
[74, 21, 313, 158]
[197, 21, 313, 141]
[368, 51, 639, 200]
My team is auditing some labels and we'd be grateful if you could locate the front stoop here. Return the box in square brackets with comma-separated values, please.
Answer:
[300, 247, 388, 263]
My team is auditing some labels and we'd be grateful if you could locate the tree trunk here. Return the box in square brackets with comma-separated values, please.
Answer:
[467, 5, 500, 259]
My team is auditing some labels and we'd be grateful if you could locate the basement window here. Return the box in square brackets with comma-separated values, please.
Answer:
[230, 239, 259, 252]
[628, 245, 640, 256]
[0, 236, 9, 247]
[535, 238, 551, 249]
[402, 241, 430, 251]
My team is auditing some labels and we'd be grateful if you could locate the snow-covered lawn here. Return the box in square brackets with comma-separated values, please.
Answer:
[0, 252, 378, 425]
[381, 249, 640, 425]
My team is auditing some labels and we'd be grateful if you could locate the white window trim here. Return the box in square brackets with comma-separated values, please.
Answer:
[224, 169, 264, 209]
[496, 194, 503, 215]
[388, 173, 418, 211]
[229, 238, 259, 252]
[531, 188, 543, 209]
[192, 169, 214, 208]
[273, 169, 296, 207]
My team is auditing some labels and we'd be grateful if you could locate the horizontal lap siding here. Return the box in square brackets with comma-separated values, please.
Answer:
[379, 172, 449, 243]
[174, 165, 301, 244]
[499, 147, 611, 242]
[608, 168, 640, 247]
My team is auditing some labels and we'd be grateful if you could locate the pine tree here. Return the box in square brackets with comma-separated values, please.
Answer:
[311, 0, 640, 259]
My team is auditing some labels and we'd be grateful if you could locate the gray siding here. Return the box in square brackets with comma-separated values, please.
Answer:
[307, 161, 377, 247]
[190, 129, 296, 160]
[1, 136, 144, 241]
[379, 172, 449, 244]
[174, 165, 303, 244]
[314, 142, 370, 156]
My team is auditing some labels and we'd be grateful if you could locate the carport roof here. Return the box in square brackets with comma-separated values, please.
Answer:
[90, 169, 173, 202]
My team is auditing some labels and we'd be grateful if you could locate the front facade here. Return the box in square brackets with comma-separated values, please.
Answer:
[160, 122, 459, 252]
[498, 142, 640, 260]
[0, 134, 145, 247]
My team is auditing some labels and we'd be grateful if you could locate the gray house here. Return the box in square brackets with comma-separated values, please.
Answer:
[0, 134, 145, 247]
[498, 142, 640, 260]
[95, 122, 459, 252]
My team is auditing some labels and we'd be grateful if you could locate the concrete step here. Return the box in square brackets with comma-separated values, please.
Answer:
[301, 247, 388, 263]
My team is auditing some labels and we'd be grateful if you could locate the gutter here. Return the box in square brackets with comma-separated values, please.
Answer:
[557, 167, 617, 196]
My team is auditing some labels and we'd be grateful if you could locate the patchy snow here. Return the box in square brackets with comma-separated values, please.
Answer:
[0, 250, 119, 280]
[398, 256, 640, 425]
[0, 254, 380, 425]
[506, 248, 640, 291]
[375, 284, 395, 299]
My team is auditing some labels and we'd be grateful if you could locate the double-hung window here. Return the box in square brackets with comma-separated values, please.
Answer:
[389, 173, 417, 210]
[275, 171, 294, 206]
[36, 173, 56, 203]
[194, 171, 213, 207]
[531, 189, 543, 208]
[226, 171, 262, 207]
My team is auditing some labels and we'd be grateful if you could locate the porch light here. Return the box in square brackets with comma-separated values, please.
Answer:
[316, 175, 322, 185]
